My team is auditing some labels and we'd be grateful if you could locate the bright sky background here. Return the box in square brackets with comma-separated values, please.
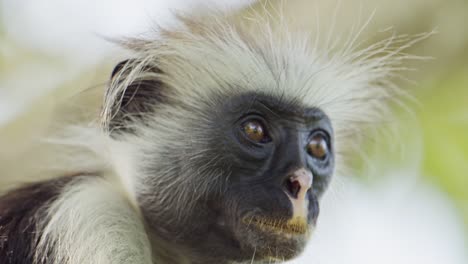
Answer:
[1, 0, 256, 65]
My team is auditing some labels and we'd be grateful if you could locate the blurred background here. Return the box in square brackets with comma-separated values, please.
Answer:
[0, 0, 466, 263]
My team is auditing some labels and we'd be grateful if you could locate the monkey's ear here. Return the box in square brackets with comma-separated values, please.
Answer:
[105, 59, 165, 133]
[111, 59, 132, 79]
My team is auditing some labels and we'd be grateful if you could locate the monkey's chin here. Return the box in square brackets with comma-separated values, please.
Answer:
[238, 217, 314, 261]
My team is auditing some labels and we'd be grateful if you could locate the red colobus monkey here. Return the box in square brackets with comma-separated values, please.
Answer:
[0, 10, 425, 264]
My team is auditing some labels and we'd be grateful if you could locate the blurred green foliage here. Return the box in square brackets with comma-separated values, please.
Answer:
[419, 69, 468, 227]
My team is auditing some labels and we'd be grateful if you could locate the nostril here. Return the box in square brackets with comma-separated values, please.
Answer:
[284, 177, 301, 199]
[283, 168, 313, 201]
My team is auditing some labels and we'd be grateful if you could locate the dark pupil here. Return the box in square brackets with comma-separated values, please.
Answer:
[307, 135, 328, 159]
[244, 121, 265, 142]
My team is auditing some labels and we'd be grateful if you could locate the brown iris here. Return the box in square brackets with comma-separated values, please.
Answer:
[307, 132, 329, 159]
[242, 120, 268, 142]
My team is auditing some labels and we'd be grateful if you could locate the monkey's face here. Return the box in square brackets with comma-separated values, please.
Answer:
[136, 91, 334, 262]
[200, 93, 335, 262]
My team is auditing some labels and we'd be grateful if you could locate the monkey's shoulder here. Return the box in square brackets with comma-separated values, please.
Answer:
[0, 176, 88, 264]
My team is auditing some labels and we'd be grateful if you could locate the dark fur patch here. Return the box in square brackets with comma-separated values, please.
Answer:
[0, 176, 90, 264]
[108, 59, 166, 133]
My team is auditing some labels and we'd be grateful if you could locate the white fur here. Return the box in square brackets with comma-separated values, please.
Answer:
[35, 176, 153, 264]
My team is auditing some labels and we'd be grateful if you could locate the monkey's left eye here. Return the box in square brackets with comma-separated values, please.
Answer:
[241, 119, 271, 143]
[306, 131, 330, 160]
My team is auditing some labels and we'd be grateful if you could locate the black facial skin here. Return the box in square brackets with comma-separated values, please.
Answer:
[140, 92, 334, 263]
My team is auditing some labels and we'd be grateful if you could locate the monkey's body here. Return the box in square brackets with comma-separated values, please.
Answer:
[0, 175, 156, 264]
[0, 177, 73, 264]
[0, 10, 421, 264]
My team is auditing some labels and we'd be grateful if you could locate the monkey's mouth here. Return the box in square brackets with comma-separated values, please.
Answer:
[233, 214, 312, 261]
[238, 215, 310, 261]
[242, 216, 309, 236]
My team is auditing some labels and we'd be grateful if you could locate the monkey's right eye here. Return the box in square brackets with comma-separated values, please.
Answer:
[241, 120, 271, 143]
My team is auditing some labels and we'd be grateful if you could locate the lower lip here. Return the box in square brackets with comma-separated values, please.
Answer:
[245, 218, 309, 236]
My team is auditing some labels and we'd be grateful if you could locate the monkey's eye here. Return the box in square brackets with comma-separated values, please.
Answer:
[242, 119, 270, 143]
[306, 131, 330, 160]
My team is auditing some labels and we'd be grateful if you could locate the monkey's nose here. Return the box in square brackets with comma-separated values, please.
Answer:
[284, 168, 313, 219]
